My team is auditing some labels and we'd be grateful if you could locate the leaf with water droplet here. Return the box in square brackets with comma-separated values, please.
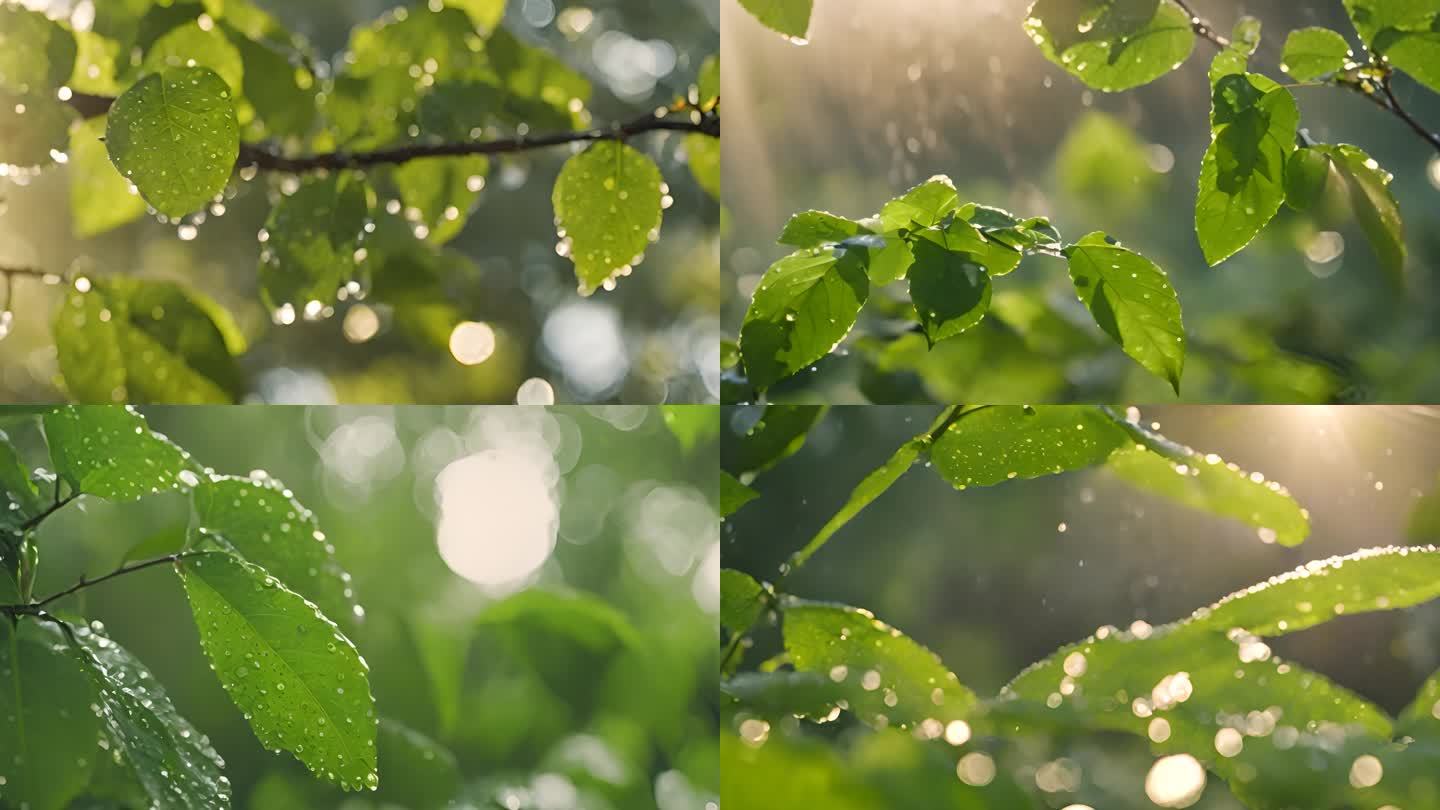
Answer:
[0, 619, 101, 810]
[54, 277, 246, 403]
[0, 428, 42, 532]
[218, 21, 317, 139]
[779, 210, 867, 248]
[1195, 74, 1297, 266]
[1065, 232, 1184, 393]
[721, 471, 759, 518]
[739, 248, 868, 390]
[177, 551, 377, 790]
[551, 141, 664, 295]
[722, 404, 827, 478]
[721, 569, 767, 637]
[391, 155, 489, 245]
[737, 0, 812, 40]
[43, 405, 195, 501]
[877, 176, 961, 232]
[784, 598, 978, 728]
[62, 619, 231, 810]
[931, 405, 1130, 488]
[191, 475, 359, 633]
[257, 173, 372, 313]
[141, 21, 245, 98]
[1025, 0, 1194, 92]
[791, 436, 925, 567]
[105, 66, 239, 217]
[907, 229, 994, 347]
[1288, 144, 1405, 287]
[1280, 26, 1352, 81]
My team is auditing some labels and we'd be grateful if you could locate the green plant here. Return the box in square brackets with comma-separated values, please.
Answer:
[721, 404, 1440, 808]
[0, 405, 378, 807]
[726, 0, 1437, 400]
[0, 1, 718, 403]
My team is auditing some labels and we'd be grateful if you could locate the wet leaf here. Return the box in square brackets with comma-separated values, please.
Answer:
[739, 249, 868, 390]
[662, 405, 719, 452]
[1280, 26, 1353, 80]
[391, 155, 489, 245]
[1025, 0, 1195, 92]
[177, 551, 378, 791]
[907, 229, 995, 346]
[258, 173, 373, 316]
[784, 598, 978, 727]
[43, 405, 194, 502]
[105, 66, 239, 217]
[877, 177, 961, 231]
[737, 0, 813, 40]
[722, 671, 849, 720]
[1281, 144, 1405, 285]
[64, 620, 231, 810]
[0, 620, 100, 810]
[931, 405, 1129, 488]
[721, 404, 827, 477]
[191, 475, 359, 632]
[1065, 232, 1184, 392]
[721, 569, 767, 634]
[1195, 74, 1298, 265]
[141, 21, 245, 96]
[792, 437, 924, 566]
[551, 141, 665, 295]
[779, 211, 866, 248]
[222, 25, 316, 139]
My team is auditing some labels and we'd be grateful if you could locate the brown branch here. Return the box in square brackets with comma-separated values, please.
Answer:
[1170, 0, 1230, 49]
[1379, 73, 1440, 153]
[68, 92, 719, 174]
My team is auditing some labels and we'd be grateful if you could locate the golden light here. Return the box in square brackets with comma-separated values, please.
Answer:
[342, 305, 380, 343]
[448, 320, 496, 365]
[1145, 754, 1206, 807]
[435, 446, 559, 592]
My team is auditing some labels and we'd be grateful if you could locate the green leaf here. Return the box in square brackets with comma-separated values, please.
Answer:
[476, 587, 640, 652]
[791, 437, 924, 567]
[177, 551, 378, 790]
[1281, 27, 1353, 80]
[721, 731, 877, 810]
[907, 235, 992, 346]
[696, 54, 720, 107]
[141, 20, 244, 96]
[258, 173, 373, 316]
[784, 599, 978, 727]
[482, 28, 592, 129]
[663, 405, 719, 452]
[1282, 144, 1405, 285]
[722, 671, 849, 720]
[878, 177, 960, 231]
[69, 116, 148, 237]
[374, 718, 460, 810]
[223, 25, 316, 139]
[721, 471, 760, 518]
[55, 277, 246, 404]
[1284, 145, 1335, 212]
[105, 66, 239, 218]
[1192, 545, 1440, 636]
[1024, 0, 1195, 92]
[1400, 663, 1440, 739]
[0, 429, 42, 528]
[1106, 414, 1311, 546]
[69, 30, 123, 95]
[931, 405, 1128, 489]
[721, 569, 767, 634]
[1065, 232, 1185, 393]
[191, 475, 359, 631]
[739, 249, 869, 390]
[1381, 29, 1440, 93]
[443, 0, 506, 31]
[0, 90, 75, 169]
[1230, 15, 1263, 55]
[552, 141, 665, 295]
[64, 620, 231, 810]
[43, 405, 194, 501]
[0, 620, 100, 810]
[391, 155, 489, 245]
[685, 133, 720, 199]
[737, 0, 813, 40]
[1195, 74, 1299, 265]
[1343, 0, 1437, 46]
[722, 404, 828, 477]
[0, 5, 77, 93]
[779, 211, 865, 248]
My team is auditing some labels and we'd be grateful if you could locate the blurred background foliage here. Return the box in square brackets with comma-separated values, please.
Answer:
[721, 0, 1440, 404]
[3, 404, 719, 809]
[722, 404, 1440, 807]
[0, 0, 719, 405]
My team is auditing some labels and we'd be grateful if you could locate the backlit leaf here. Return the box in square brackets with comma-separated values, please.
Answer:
[0, 620, 100, 810]
[1065, 232, 1184, 392]
[737, 0, 813, 40]
[0, 5, 77, 93]
[552, 141, 665, 295]
[1280, 27, 1353, 80]
[1025, 0, 1195, 92]
[258, 173, 373, 316]
[69, 116, 147, 237]
[43, 405, 194, 502]
[930, 405, 1128, 488]
[739, 249, 868, 390]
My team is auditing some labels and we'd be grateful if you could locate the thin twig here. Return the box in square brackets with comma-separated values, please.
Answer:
[18, 492, 78, 533]
[68, 92, 719, 174]
[1379, 74, 1440, 153]
[1170, 0, 1230, 49]
[0, 552, 204, 616]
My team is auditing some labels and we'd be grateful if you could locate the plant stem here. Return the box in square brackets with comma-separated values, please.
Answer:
[17, 492, 78, 533]
[68, 92, 719, 173]
[0, 552, 203, 616]
[1172, 0, 1440, 155]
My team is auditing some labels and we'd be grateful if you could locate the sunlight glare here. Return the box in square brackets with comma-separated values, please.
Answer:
[435, 445, 559, 593]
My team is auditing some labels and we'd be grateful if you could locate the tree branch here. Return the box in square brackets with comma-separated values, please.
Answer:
[18, 492, 79, 533]
[1171, 0, 1440, 155]
[68, 91, 719, 173]
[0, 551, 203, 616]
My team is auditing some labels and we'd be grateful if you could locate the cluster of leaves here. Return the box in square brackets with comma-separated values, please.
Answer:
[727, 0, 1435, 402]
[0, 405, 378, 808]
[0, 0, 719, 403]
[720, 403, 1440, 808]
[724, 178, 1187, 396]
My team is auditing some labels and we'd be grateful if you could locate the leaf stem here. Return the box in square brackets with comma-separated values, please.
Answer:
[17, 492, 79, 534]
[69, 92, 719, 173]
[0, 551, 204, 616]
[1170, 0, 1230, 49]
